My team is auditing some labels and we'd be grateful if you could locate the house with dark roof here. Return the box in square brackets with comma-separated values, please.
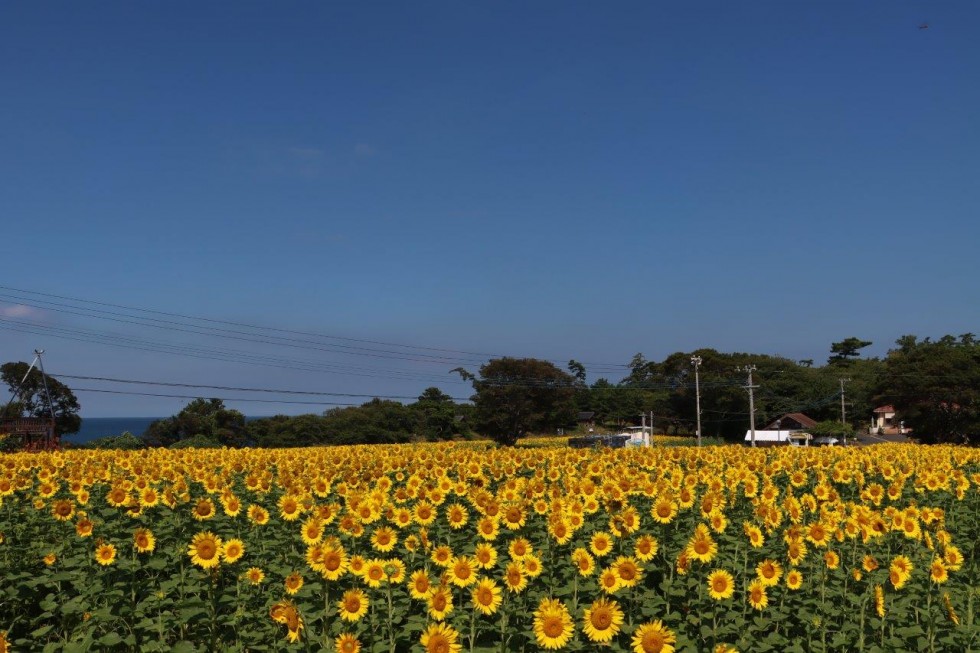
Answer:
[763, 413, 817, 431]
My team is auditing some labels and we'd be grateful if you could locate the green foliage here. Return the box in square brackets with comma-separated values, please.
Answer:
[457, 357, 578, 446]
[167, 434, 222, 448]
[143, 398, 248, 447]
[0, 361, 81, 435]
[875, 334, 980, 444]
[828, 337, 873, 365]
[85, 431, 146, 450]
[808, 420, 855, 439]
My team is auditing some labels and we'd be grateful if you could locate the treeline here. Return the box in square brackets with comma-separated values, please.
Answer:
[571, 334, 979, 444]
[132, 388, 474, 449]
[67, 332, 980, 449]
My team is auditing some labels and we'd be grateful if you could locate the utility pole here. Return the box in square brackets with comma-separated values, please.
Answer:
[737, 365, 758, 447]
[839, 377, 850, 445]
[691, 355, 702, 446]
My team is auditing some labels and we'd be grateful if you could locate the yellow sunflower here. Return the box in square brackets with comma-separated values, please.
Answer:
[583, 597, 624, 643]
[188, 531, 223, 569]
[504, 561, 527, 594]
[420, 622, 462, 653]
[707, 569, 735, 600]
[222, 538, 245, 564]
[335, 633, 361, 653]
[284, 572, 304, 595]
[747, 580, 768, 611]
[133, 528, 156, 554]
[338, 588, 369, 622]
[756, 559, 782, 587]
[95, 542, 117, 566]
[533, 598, 574, 650]
[244, 567, 265, 585]
[409, 570, 434, 600]
[427, 585, 454, 621]
[471, 578, 503, 615]
[632, 620, 676, 653]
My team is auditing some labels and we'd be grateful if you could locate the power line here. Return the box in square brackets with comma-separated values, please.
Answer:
[0, 285, 629, 372]
[52, 373, 471, 402]
[70, 387, 361, 406]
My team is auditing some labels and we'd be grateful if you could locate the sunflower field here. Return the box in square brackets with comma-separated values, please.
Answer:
[0, 442, 977, 652]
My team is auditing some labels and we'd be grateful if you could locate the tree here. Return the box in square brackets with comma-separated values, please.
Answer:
[456, 357, 578, 446]
[828, 337, 872, 365]
[874, 335, 980, 444]
[143, 398, 248, 447]
[411, 387, 468, 441]
[0, 361, 81, 436]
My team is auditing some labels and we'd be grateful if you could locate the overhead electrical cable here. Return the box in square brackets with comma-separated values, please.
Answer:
[0, 285, 629, 372]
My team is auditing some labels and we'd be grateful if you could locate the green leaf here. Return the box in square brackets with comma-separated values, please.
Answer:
[98, 632, 124, 646]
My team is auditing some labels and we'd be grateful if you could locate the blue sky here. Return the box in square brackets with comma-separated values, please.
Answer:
[1, 2, 978, 417]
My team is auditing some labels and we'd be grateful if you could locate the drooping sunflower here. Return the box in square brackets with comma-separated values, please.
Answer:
[222, 538, 245, 564]
[631, 620, 676, 653]
[874, 584, 885, 617]
[824, 551, 840, 570]
[133, 528, 156, 554]
[420, 622, 462, 653]
[95, 542, 117, 566]
[533, 598, 574, 650]
[707, 569, 735, 600]
[571, 548, 596, 577]
[188, 531, 223, 569]
[338, 588, 370, 622]
[583, 597, 624, 644]
[269, 600, 304, 643]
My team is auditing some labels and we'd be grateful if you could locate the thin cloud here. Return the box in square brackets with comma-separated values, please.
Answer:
[0, 304, 40, 318]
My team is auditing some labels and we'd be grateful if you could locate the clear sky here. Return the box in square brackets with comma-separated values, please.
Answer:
[1, 2, 978, 417]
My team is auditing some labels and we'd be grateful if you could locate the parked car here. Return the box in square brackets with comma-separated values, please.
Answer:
[812, 436, 839, 447]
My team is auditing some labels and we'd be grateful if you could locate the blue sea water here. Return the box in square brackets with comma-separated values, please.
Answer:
[65, 417, 162, 444]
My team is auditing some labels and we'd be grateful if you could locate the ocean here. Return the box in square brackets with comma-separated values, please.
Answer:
[64, 417, 162, 444]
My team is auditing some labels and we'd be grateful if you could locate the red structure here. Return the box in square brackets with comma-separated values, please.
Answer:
[0, 417, 59, 451]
